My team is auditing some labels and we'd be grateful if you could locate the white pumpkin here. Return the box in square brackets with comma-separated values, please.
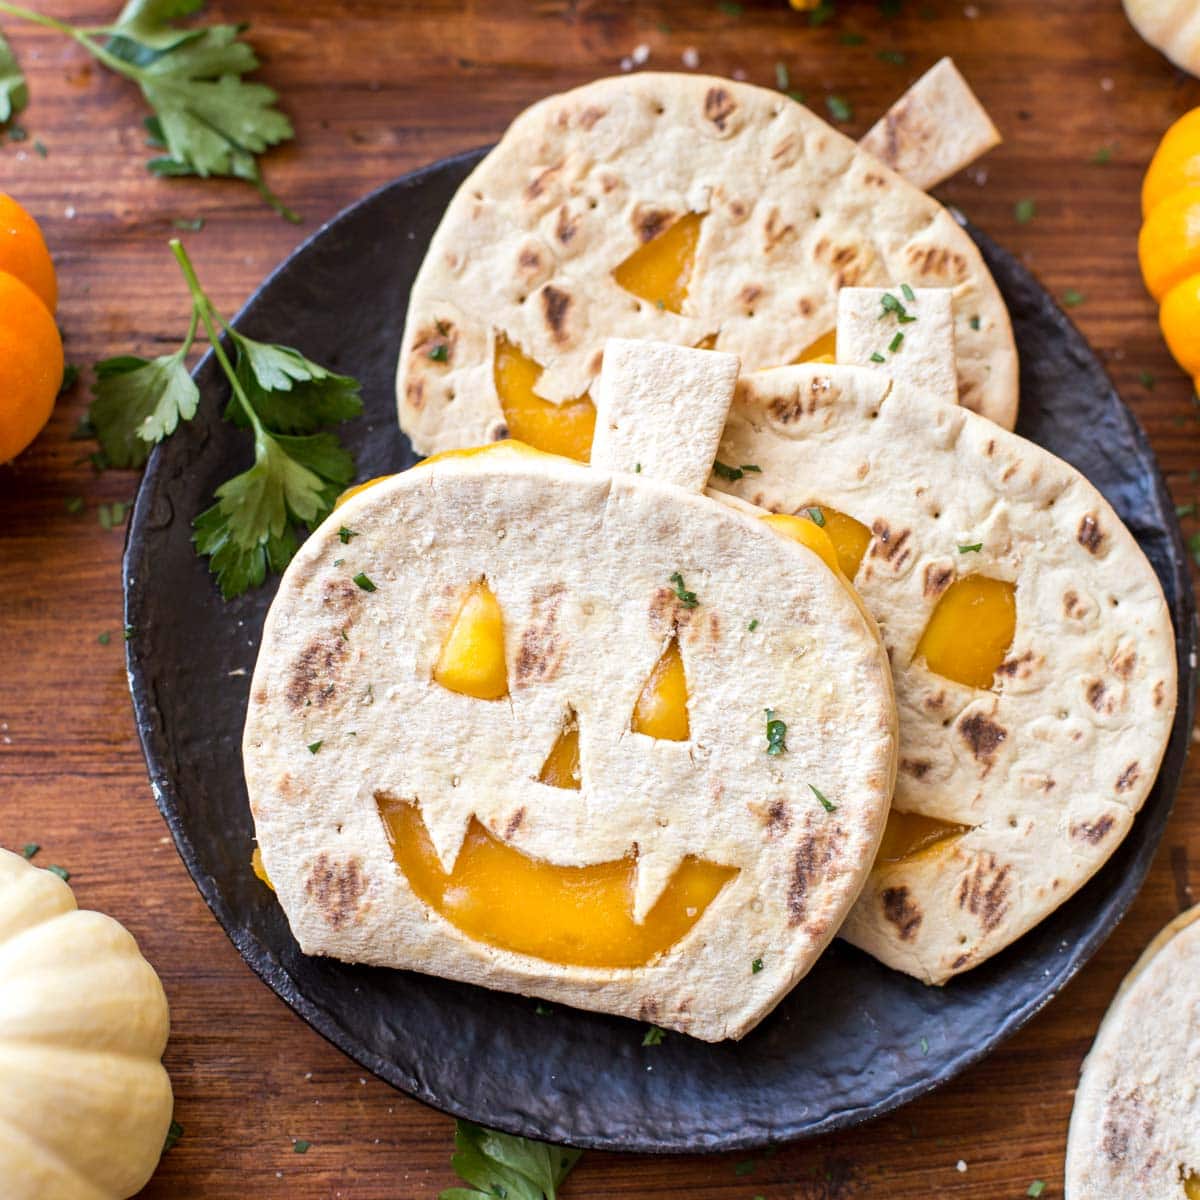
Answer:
[0, 847, 173, 1200]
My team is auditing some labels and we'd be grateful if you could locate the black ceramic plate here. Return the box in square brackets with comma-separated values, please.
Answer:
[125, 149, 1197, 1153]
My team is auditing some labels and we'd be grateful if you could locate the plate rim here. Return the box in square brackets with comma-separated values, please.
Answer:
[123, 149, 1199, 1153]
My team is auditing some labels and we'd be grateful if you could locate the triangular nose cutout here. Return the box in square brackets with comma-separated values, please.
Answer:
[631, 637, 690, 741]
[538, 710, 581, 790]
[433, 580, 509, 700]
[612, 212, 703, 314]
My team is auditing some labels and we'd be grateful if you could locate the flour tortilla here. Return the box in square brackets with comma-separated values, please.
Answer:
[1123, 0, 1200, 76]
[860, 57, 1001, 192]
[396, 71, 1018, 457]
[245, 446, 897, 1042]
[1065, 904, 1200, 1197]
[712, 364, 1176, 983]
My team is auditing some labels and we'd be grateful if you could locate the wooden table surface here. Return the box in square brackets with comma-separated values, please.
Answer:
[2, 0, 1198, 1195]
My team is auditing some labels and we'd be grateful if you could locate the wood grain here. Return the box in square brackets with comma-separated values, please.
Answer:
[1, 1, 1197, 1195]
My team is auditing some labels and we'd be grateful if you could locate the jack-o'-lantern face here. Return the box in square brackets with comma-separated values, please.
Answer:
[244, 442, 897, 1041]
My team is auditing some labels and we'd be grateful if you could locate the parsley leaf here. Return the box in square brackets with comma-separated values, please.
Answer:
[91, 344, 199, 468]
[669, 571, 698, 608]
[642, 1025, 666, 1046]
[809, 783, 837, 812]
[440, 1120, 581, 1200]
[765, 708, 787, 756]
[825, 94, 853, 123]
[0, 28, 28, 124]
[162, 1118, 184, 1153]
[1014, 197, 1037, 225]
[0, 0, 294, 216]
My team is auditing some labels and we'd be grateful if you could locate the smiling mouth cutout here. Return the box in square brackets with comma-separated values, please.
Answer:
[378, 795, 739, 969]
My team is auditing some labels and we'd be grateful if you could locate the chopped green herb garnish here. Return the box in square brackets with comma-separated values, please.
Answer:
[97, 631, 111, 645]
[1014, 197, 1036, 225]
[634, 462, 642, 473]
[307, 740, 323, 755]
[332, 557, 344, 567]
[888, 331, 904, 353]
[428, 343, 449, 363]
[920, 1035, 929, 1055]
[741, 463, 762, 473]
[1090, 145, 1113, 165]
[1175, 503, 1195, 519]
[338, 525, 357, 544]
[839, 31, 865, 44]
[163, 1119, 184, 1153]
[59, 364, 80, 394]
[1062, 288, 1086, 308]
[642, 1025, 666, 1046]
[46, 864, 70, 882]
[775, 62, 789, 91]
[958, 543, 983, 553]
[809, 1, 835, 25]
[1189, 531, 1200, 566]
[669, 571, 698, 608]
[5, 124, 26, 141]
[293, 1138, 311, 1154]
[765, 708, 787, 756]
[809, 783, 836, 812]
[969, 314, 981, 331]
[807, 506, 825, 527]
[900, 282, 915, 303]
[33, 137, 46, 157]
[877, 48, 907, 64]
[124, 625, 134, 640]
[65, 495, 84, 513]
[535, 1001, 553, 1015]
[1027, 1183, 1046, 1198]
[747, 618, 759, 632]
[787, 89, 808, 104]
[713, 460, 744, 481]
[870, 352, 886, 363]
[733, 1159, 758, 1176]
[173, 217, 205, 232]
[752, 957, 764, 973]
[353, 572, 377, 592]
[21, 842, 39, 859]
[880, 292, 916, 323]
[825, 94, 853, 123]
[1138, 370, 1156, 390]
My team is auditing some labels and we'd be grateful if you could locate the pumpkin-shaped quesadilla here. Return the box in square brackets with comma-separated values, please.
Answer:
[395, 71, 1018, 467]
[711, 335, 1176, 983]
[1065, 904, 1200, 1197]
[245, 342, 897, 1041]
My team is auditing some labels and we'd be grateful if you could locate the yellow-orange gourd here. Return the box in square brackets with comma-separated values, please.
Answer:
[1139, 110, 1200, 390]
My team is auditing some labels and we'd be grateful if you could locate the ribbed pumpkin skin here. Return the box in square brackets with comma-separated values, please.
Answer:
[0, 849, 173, 1200]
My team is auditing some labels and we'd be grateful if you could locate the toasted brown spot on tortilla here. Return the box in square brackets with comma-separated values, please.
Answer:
[905, 243, 968, 282]
[900, 757, 932, 779]
[765, 380, 825, 425]
[515, 583, 567, 686]
[984, 439, 996, 457]
[997, 649, 1036, 680]
[704, 86, 737, 131]
[1086, 678, 1121, 716]
[764, 799, 791, 835]
[412, 321, 455, 368]
[555, 206, 581, 245]
[1101, 1091, 1154, 1164]
[1110, 645, 1138, 680]
[1116, 762, 1141, 793]
[638, 996, 660, 1021]
[1063, 589, 1088, 620]
[958, 712, 1007, 769]
[923, 563, 953, 599]
[577, 105, 606, 130]
[862, 171, 887, 187]
[1077, 513, 1105, 554]
[1071, 814, 1116, 844]
[738, 283, 764, 310]
[541, 285, 572, 343]
[1153, 680, 1165, 707]
[634, 206, 676, 244]
[787, 830, 836, 927]
[922, 690, 948, 714]
[763, 207, 796, 253]
[406, 377, 424, 410]
[525, 162, 562, 201]
[491, 422, 510, 441]
[951, 952, 970, 970]
[504, 807, 526, 839]
[869, 519, 912, 570]
[956, 852, 1012, 933]
[881, 886, 922, 941]
[305, 853, 367, 931]
[797, 297, 815, 318]
[518, 245, 543, 273]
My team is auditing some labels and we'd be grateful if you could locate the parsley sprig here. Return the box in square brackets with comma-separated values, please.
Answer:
[0, 0, 295, 217]
[441, 1121, 581, 1200]
[90, 239, 362, 599]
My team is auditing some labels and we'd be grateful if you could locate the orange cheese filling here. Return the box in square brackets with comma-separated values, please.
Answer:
[251, 847, 275, 891]
[380, 797, 737, 967]
[493, 337, 595, 462]
[1184, 1171, 1200, 1199]
[434, 580, 509, 700]
[632, 638, 690, 740]
[539, 719, 581, 790]
[916, 575, 1017, 689]
[875, 810, 970, 865]
[794, 329, 838, 365]
[612, 211, 703, 314]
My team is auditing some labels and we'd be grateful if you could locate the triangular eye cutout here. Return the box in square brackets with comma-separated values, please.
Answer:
[538, 710, 581, 790]
[915, 575, 1016, 689]
[433, 580, 509, 700]
[875, 810, 972, 867]
[793, 328, 837, 364]
[631, 637, 690, 741]
[612, 212, 703, 314]
[493, 335, 595, 462]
